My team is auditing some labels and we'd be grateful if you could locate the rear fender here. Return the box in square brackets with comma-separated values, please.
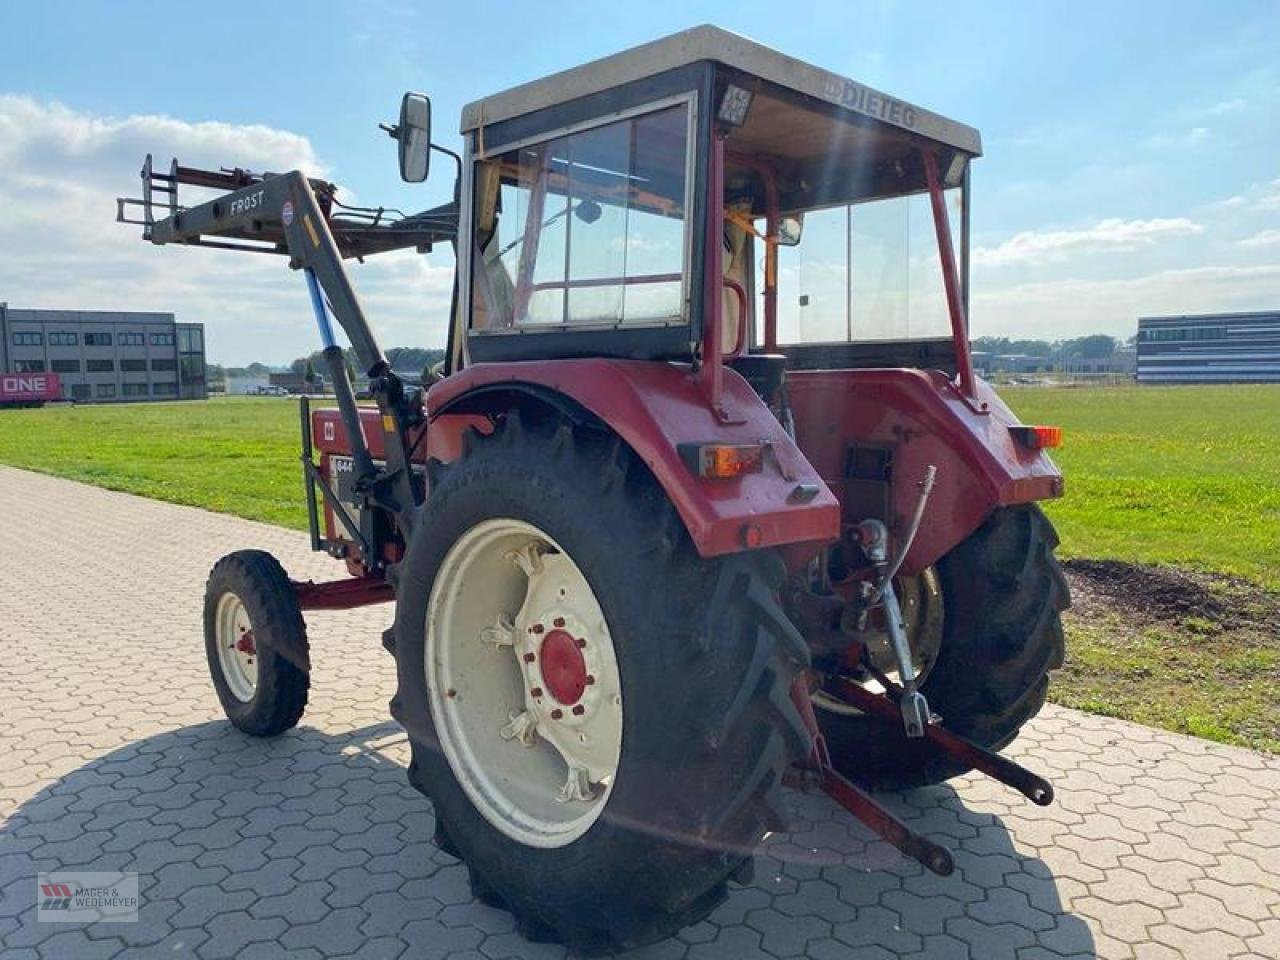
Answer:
[428, 359, 840, 559]
[787, 369, 1064, 575]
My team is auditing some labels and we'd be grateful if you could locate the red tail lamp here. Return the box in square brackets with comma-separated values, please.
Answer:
[1009, 425, 1063, 450]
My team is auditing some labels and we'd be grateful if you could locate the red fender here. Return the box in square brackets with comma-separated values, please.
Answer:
[427, 359, 840, 559]
[786, 369, 1064, 575]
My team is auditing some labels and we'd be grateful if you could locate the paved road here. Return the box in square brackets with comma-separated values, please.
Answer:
[0, 465, 1277, 960]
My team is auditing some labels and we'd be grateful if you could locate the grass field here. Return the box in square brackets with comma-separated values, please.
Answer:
[1005, 384, 1280, 589]
[0, 398, 311, 529]
[2, 385, 1277, 751]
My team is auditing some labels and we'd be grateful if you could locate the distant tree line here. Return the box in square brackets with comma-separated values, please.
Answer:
[206, 337, 1128, 387]
[973, 334, 1131, 361]
[206, 347, 447, 389]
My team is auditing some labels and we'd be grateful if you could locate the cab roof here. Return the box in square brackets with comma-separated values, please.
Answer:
[460, 25, 981, 156]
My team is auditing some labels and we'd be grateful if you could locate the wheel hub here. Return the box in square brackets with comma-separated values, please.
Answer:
[426, 519, 624, 849]
[214, 592, 259, 703]
[538, 629, 587, 705]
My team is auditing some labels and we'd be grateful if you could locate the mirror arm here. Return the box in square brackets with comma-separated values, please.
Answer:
[431, 144, 463, 197]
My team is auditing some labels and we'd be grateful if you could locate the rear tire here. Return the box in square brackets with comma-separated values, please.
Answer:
[203, 550, 310, 737]
[819, 505, 1068, 790]
[391, 411, 810, 955]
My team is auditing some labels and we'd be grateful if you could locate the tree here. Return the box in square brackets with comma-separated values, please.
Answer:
[303, 358, 317, 384]
[1072, 335, 1117, 359]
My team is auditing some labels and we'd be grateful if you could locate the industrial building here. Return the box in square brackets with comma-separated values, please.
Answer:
[0, 304, 207, 402]
[1136, 310, 1280, 384]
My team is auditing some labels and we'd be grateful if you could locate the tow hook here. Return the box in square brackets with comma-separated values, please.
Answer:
[857, 465, 937, 738]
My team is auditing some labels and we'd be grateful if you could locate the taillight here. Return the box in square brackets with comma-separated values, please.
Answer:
[679, 442, 765, 480]
[1009, 425, 1063, 449]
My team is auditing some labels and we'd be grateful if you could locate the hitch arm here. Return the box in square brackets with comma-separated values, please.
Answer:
[827, 675, 1055, 806]
[789, 677, 954, 876]
[821, 767, 954, 876]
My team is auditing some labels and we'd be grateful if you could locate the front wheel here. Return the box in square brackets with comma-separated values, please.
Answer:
[391, 411, 810, 954]
[203, 550, 310, 737]
[817, 504, 1069, 790]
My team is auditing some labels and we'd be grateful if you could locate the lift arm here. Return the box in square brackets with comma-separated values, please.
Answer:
[122, 157, 457, 561]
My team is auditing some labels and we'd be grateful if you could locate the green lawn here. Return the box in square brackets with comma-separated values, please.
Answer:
[2, 386, 1278, 751]
[1002, 384, 1280, 589]
[0, 397, 313, 529]
[3, 387, 1275, 585]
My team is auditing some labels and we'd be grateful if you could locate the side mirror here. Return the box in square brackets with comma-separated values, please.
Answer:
[397, 92, 431, 183]
[777, 215, 803, 246]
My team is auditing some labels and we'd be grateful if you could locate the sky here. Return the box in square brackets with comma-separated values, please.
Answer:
[1, 0, 1277, 366]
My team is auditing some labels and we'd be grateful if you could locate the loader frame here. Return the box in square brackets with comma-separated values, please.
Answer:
[121, 158, 458, 573]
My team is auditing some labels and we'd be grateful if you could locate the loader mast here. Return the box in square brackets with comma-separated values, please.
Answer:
[120, 158, 457, 561]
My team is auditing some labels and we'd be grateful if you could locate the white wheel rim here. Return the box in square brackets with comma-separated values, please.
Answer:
[813, 568, 944, 717]
[426, 518, 624, 848]
[214, 591, 259, 702]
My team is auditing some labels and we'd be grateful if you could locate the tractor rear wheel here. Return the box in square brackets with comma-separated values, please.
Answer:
[391, 411, 810, 955]
[203, 550, 310, 737]
[816, 505, 1068, 790]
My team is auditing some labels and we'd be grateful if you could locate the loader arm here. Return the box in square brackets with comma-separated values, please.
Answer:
[122, 157, 457, 564]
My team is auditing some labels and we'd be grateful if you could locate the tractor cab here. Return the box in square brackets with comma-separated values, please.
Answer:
[452, 25, 979, 399]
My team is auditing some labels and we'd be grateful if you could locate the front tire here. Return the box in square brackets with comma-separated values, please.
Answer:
[203, 550, 310, 737]
[391, 412, 810, 954]
[818, 505, 1068, 790]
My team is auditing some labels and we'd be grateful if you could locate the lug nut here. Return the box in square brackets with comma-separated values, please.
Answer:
[531, 623, 544, 634]
[531, 687, 543, 698]
[523, 652, 536, 663]
[551, 709, 563, 720]
[585, 675, 595, 685]
[576, 637, 587, 648]
[553, 617, 565, 628]
[572, 704, 585, 716]
[446, 689, 456, 699]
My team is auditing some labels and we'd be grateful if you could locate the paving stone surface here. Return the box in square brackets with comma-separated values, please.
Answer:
[1, 465, 1277, 959]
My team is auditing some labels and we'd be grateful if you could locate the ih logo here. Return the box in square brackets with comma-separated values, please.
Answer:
[40, 882, 74, 910]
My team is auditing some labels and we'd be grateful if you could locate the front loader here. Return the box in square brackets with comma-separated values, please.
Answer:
[119, 25, 1069, 953]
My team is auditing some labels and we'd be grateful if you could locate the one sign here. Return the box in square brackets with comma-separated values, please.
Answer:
[0, 372, 62, 403]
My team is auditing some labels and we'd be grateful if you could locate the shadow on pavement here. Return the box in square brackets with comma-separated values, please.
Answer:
[0, 719, 1095, 958]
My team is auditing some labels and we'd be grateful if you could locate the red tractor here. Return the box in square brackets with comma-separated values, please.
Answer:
[121, 26, 1068, 953]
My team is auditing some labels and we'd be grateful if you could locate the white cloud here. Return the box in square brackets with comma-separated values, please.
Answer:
[0, 96, 453, 366]
[1141, 126, 1213, 150]
[1211, 177, 1280, 211]
[972, 263, 1280, 340]
[1239, 229, 1280, 248]
[972, 217, 1204, 268]
[1206, 97, 1247, 115]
